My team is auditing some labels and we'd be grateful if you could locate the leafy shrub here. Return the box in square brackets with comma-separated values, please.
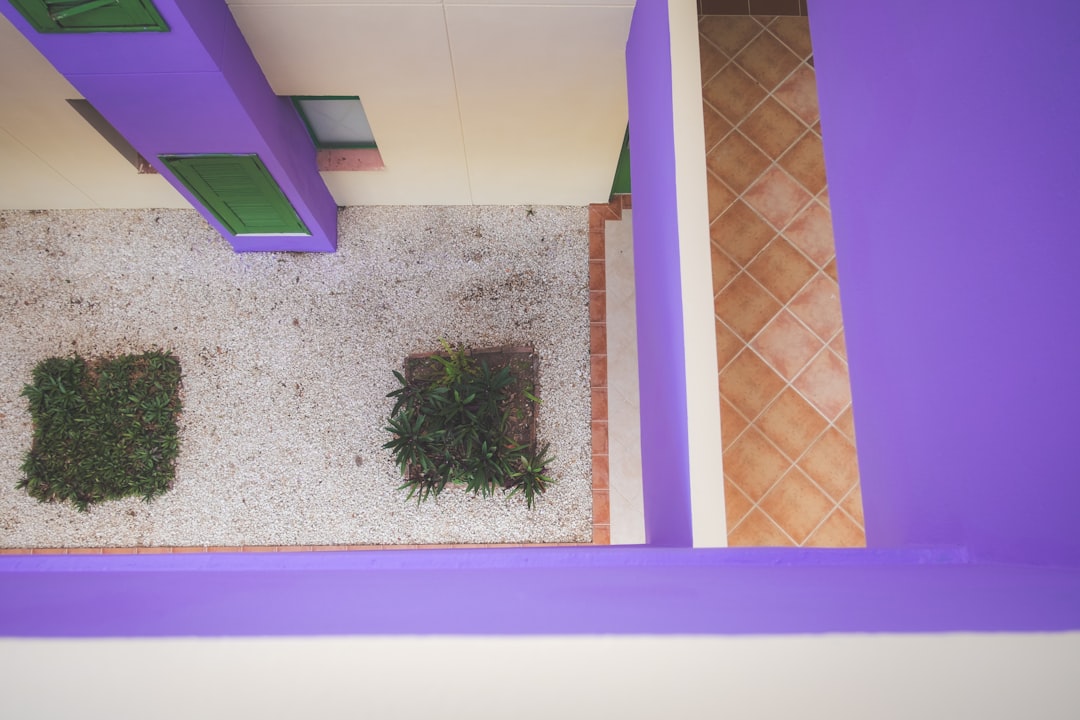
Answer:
[19, 351, 182, 511]
[383, 343, 552, 509]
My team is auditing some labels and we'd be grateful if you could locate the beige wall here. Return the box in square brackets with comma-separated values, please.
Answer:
[1, 633, 1078, 717]
[666, 0, 725, 546]
[0, 1, 633, 209]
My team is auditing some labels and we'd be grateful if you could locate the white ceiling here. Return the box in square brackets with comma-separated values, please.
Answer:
[0, 0, 633, 209]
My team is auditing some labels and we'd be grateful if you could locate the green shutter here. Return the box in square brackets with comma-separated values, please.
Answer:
[160, 154, 310, 237]
[8, 0, 169, 33]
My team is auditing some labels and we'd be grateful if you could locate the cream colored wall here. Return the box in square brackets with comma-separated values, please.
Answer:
[0, 1, 633, 209]
[666, 0, 725, 546]
[0, 17, 186, 209]
[1, 633, 1078, 718]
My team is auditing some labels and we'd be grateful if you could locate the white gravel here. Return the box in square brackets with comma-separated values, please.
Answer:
[0, 206, 592, 547]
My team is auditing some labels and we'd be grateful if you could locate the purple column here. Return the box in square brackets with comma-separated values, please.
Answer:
[1, 0, 337, 252]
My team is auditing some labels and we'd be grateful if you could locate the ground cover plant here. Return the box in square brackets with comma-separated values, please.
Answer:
[384, 342, 552, 509]
[19, 350, 182, 511]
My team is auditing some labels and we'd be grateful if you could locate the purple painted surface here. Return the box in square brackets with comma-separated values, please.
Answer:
[0, 0, 336, 252]
[1, 0, 1080, 639]
[626, 0, 694, 547]
[1, 548, 1078, 637]
[810, 0, 1080, 566]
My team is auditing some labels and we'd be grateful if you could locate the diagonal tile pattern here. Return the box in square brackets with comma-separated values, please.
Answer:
[699, 14, 864, 547]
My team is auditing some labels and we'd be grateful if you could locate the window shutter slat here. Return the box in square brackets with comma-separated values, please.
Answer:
[159, 154, 310, 237]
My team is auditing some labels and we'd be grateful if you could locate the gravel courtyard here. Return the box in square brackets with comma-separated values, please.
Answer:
[0, 205, 592, 547]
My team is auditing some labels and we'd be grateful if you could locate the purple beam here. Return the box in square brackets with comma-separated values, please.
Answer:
[1, 0, 337, 252]
[626, 0, 694, 547]
[811, 0, 1080, 566]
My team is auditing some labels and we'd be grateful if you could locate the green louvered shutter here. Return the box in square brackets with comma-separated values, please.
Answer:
[8, 0, 170, 33]
[160, 154, 310, 237]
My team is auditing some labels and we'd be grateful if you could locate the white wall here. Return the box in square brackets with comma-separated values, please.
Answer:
[1, 633, 1078, 718]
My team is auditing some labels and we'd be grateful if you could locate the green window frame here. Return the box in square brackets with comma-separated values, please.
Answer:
[8, 0, 169, 33]
[291, 96, 378, 150]
[159, 154, 310, 237]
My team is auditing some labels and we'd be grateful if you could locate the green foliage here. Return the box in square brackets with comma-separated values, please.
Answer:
[383, 344, 552, 509]
[19, 351, 182, 512]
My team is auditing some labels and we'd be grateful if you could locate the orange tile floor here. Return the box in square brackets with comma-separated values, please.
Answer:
[700, 14, 865, 546]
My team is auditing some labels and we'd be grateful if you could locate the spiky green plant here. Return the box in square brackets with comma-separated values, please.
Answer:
[383, 344, 552, 509]
[19, 350, 182, 511]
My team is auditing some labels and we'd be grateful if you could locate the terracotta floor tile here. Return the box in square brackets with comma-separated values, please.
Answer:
[591, 420, 608, 456]
[592, 454, 609, 489]
[724, 427, 791, 502]
[699, 15, 763, 57]
[830, 329, 847, 360]
[699, 34, 729, 88]
[834, 405, 856, 443]
[589, 290, 606, 324]
[778, 131, 827, 195]
[703, 101, 733, 154]
[804, 508, 865, 547]
[728, 507, 795, 547]
[711, 242, 740, 296]
[592, 525, 611, 545]
[714, 318, 743, 372]
[703, 64, 768, 126]
[589, 229, 604, 260]
[592, 489, 610, 523]
[589, 259, 605, 292]
[720, 349, 785, 420]
[798, 427, 860, 501]
[774, 64, 820, 126]
[709, 200, 776, 266]
[792, 348, 852, 421]
[590, 354, 606, 388]
[840, 485, 865, 527]
[783, 201, 834, 267]
[739, 97, 806, 160]
[759, 466, 835, 544]
[756, 387, 828, 461]
[823, 256, 838, 282]
[735, 32, 801, 91]
[707, 171, 738, 223]
[714, 272, 781, 341]
[746, 236, 816, 303]
[817, 186, 829, 207]
[743, 166, 812, 231]
[724, 478, 754, 530]
[707, 131, 771, 194]
[768, 16, 813, 59]
[67, 547, 102, 555]
[590, 322, 606, 355]
[750, 309, 823, 381]
[788, 272, 844, 341]
[720, 394, 749, 449]
[591, 387, 608, 422]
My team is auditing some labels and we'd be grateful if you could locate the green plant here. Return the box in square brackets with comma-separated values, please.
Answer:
[383, 343, 552, 509]
[18, 350, 182, 511]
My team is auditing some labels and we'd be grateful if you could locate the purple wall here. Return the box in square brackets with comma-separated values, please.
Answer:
[1, 0, 337, 252]
[625, 0, 694, 547]
[810, 0, 1080, 566]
